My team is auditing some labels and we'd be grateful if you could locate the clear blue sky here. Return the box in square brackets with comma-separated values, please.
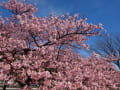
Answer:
[1, 0, 120, 34]
[25, 0, 120, 34]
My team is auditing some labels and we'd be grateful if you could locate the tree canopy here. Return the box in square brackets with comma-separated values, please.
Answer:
[0, 0, 120, 90]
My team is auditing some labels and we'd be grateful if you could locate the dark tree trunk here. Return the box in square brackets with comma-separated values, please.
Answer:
[3, 84, 7, 90]
[116, 60, 120, 69]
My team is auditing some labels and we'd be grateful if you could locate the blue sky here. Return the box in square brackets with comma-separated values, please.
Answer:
[24, 0, 120, 35]
[1, 0, 120, 34]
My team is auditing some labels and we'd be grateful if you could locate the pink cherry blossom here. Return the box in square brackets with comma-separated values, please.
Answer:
[0, 0, 119, 90]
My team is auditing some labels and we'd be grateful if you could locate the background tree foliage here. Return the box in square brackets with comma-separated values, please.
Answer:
[90, 34, 120, 69]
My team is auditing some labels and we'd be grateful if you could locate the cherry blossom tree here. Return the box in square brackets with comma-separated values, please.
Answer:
[0, 0, 120, 90]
